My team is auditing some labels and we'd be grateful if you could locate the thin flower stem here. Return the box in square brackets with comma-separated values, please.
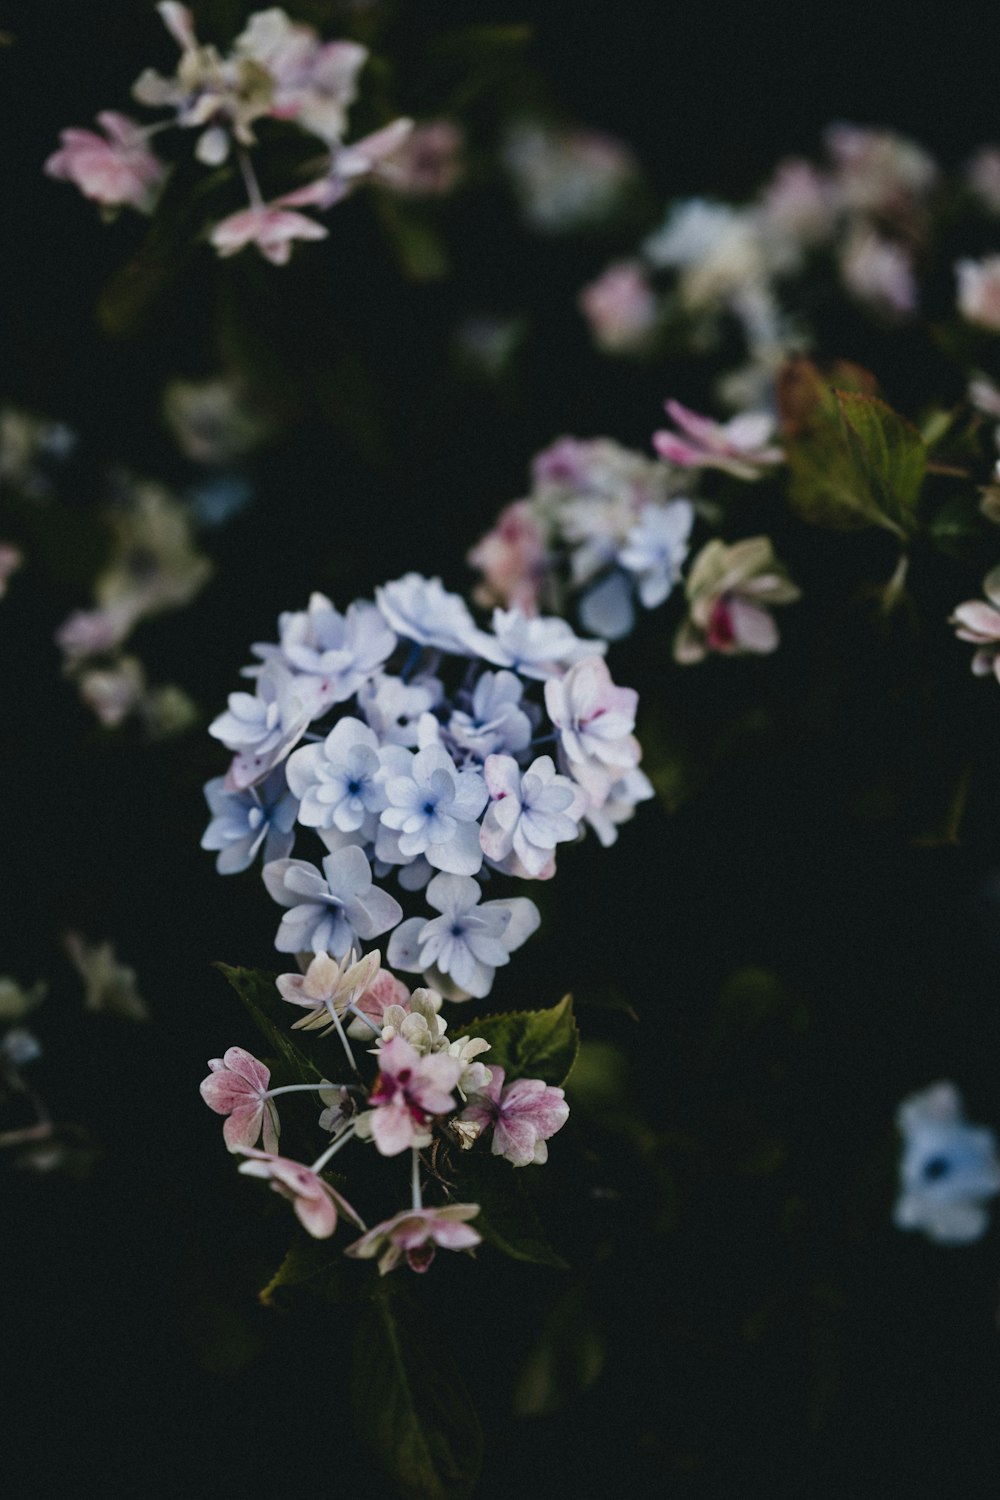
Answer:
[346, 1003, 381, 1037]
[236, 146, 264, 209]
[265, 1082, 346, 1099]
[310, 1123, 356, 1174]
[410, 1147, 423, 1211]
[326, 999, 360, 1075]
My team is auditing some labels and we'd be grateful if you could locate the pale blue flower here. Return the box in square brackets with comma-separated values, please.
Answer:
[263, 846, 402, 957]
[475, 606, 606, 680]
[447, 669, 533, 760]
[480, 753, 583, 877]
[618, 499, 695, 609]
[208, 661, 310, 789]
[358, 672, 443, 747]
[375, 573, 478, 654]
[379, 744, 488, 875]
[387, 872, 540, 999]
[286, 716, 391, 834]
[253, 593, 395, 714]
[894, 1081, 1000, 1244]
[201, 766, 297, 874]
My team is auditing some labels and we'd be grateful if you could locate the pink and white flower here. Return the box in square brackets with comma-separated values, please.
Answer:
[200, 1046, 280, 1153]
[579, 260, 658, 354]
[237, 1147, 363, 1239]
[543, 656, 641, 804]
[673, 536, 800, 664]
[460, 1067, 569, 1167]
[45, 112, 165, 214]
[345, 1203, 481, 1273]
[481, 753, 584, 877]
[467, 499, 550, 615]
[276, 948, 381, 1034]
[956, 256, 1000, 332]
[356, 1035, 461, 1155]
[653, 399, 783, 480]
[210, 188, 329, 265]
[950, 564, 1000, 679]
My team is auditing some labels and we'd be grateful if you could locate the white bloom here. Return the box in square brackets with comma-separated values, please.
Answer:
[379, 744, 487, 875]
[894, 1081, 1000, 1244]
[618, 500, 695, 610]
[480, 754, 583, 877]
[209, 661, 310, 789]
[262, 846, 402, 956]
[375, 573, 479, 654]
[476, 607, 606, 680]
[387, 872, 540, 1000]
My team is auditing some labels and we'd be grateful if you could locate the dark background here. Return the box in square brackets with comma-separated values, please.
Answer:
[4, 2, 1000, 1495]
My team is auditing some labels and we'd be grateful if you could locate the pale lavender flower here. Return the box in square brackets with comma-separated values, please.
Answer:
[200, 1046, 280, 1153]
[45, 111, 166, 214]
[356, 1035, 461, 1155]
[345, 1203, 481, 1273]
[617, 500, 695, 609]
[543, 657, 641, 800]
[375, 573, 478, 654]
[285, 716, 389, 833]
[579, 260, 658, 354]
[758, 158, 838, 247]
[210, 662, 310, 790]
[841, 231, 916, 316]
[481, 754, 583, 878]
[956, 256, 1000, 332]
[77, 657, 146, 728]
[584, 767, 654, 848]
[237, 1147, 363, 1238]
[653, 400, 783, 480]
[262, 845, 402, 956]
[894, 1081, 1000, 1244]
[502, 121, 637, 233]
[475, 606, 605, 679]
[387, 872, 540, 1000]
[201, 765, 297, 874]
[824, 122, 937, 219]
[447, 670, 533, 760]
[254, 593, 396, 715]
[374, 119, 463, 197]
[460, 1066, 569, 1167]
[379, 745, 488, 875]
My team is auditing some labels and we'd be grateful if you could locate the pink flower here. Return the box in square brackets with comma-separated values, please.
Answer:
[951, 565, 1000, 680]
[460, 1067, 569, 1166]
[375, 120, 464, 197]
[579, 259, 658, 354]
[345, 1203, 481, 1273]
[467, 499, 550, 614]
[345, 967, 412, 1039]
[200, 1046, 279, 1153]
[359, 1036, 462, 1155]
[653, 399, 783, 480]
[957, 257, 1000, 332]
[674, 536, 800, 664]
[45, 112, 165, 214]
[237, 1147, 363, 1239]
[210, 187, 329, 265]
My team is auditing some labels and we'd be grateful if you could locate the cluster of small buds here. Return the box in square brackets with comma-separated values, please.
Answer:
[54, 476, 208, 734]
[579, 123, 951, 406]
[200, 950, 569, 1270]
[45, 4, 461, 265]
[894, 1081, 1000, 1244]
[203, 571, 650, 997]
[467, 408, 796, 656]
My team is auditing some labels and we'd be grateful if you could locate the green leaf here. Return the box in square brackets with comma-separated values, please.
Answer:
[353, 1295, 483, 1500]
[777, 358, 927, 537]
[259, 1231, 344, 1307]
[215, 963, 325, 1084]
[455, 1151, 568, 1268]
[467, 993, 579, 1086]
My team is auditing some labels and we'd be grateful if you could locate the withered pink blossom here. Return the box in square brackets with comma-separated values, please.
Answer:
[200, 1046, 279, 1153]
[237, 1147, 363, 1239]
[357, 1036, 461, 1155]
[467, 499, 549, 614]
[345, 1203, 481, 1273]
[276, 948, 380, 1035]
[45, 112, 165, 213]
[460, 1067, 569, 1166]
[653, 399, 783, 480]
[951, 564, 1000, 680]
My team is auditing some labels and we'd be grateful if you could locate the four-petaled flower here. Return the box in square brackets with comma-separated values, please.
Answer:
[481, 754, 583, 877]
[201, 766, 297, 874]
[237, 1147, 364, 1239]
[200, 1046, 279, 1153]
[263, 846, 402, 956]
[387, 872, 540, 1000]
[460, 1067, 569, 1167]
[379, 744, 488, 876]
[356, 1036, 462, 1154]
[345, 1203, 481, 1273]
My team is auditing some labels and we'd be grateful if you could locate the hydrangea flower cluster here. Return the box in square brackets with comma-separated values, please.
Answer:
[578, 123, 994, 409]
[894, 1082, 1000, 1244]
[468, 414, 796, 654]
[200, 952, 570, 1271]
[204, 572, 650, 993]
[45, 4, 459, 264]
